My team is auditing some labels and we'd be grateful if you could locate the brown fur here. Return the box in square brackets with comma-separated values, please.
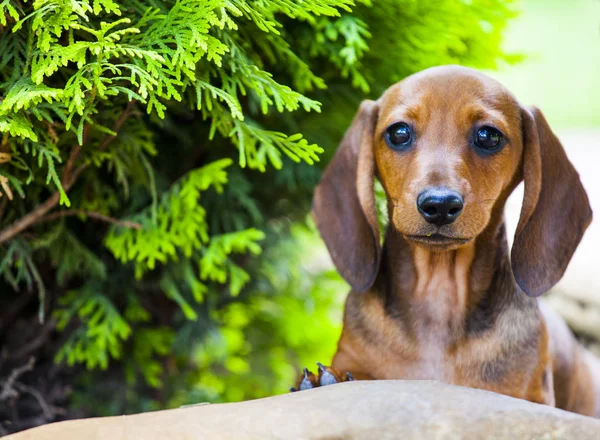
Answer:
[300, 65, 600, 417]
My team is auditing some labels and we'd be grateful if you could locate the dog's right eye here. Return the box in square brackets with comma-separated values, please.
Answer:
[385, 123, 412, 150]
[474, 126, 503, 151]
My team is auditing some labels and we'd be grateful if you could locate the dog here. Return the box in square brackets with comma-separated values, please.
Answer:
[292, 65, 600, 417]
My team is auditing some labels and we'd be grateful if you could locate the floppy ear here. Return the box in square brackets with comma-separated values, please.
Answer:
[312, 100, 380, 292]
[511, 106, 593, 297]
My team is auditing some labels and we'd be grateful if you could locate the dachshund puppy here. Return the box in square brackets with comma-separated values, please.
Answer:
[294, 65, 600, 417]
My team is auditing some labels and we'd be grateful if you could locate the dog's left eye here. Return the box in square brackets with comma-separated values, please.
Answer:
[475, 126, 503, 151]
[385, 123, 412, 149]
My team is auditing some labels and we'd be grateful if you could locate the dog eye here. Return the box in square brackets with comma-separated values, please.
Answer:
[385, 123, 412, 149]
[475, 126, 503, 150]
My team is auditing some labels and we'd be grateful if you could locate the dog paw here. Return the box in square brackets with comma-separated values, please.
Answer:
[289, 362, 354, 392]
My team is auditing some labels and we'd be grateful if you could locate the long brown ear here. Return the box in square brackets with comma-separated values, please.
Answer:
[511, 106, 593, 297]
[312, 100, 380, 292]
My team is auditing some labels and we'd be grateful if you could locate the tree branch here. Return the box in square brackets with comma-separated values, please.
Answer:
[99, 100, 136, 152]
[35, 209, 141, 230]
[0, 102, 137, 245]
[67, 100, 137, 186]
[61, 145, 82, 187]
[0, 357, 35, 401]
[0, 192, 63, 246]
[14, 382, 54, 420]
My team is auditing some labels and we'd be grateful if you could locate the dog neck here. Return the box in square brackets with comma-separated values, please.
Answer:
[377, 218, 520, 339]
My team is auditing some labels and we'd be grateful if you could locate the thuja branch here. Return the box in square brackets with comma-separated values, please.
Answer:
[69, 101, 137, 185]
[0, 102, 137, 245]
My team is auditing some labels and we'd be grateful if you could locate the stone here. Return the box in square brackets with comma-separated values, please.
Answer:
[7, 380, 600, 440]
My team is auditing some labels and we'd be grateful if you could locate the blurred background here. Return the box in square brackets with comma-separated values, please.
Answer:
[0, 0, 598, 436]
[488, 0, 600, 314]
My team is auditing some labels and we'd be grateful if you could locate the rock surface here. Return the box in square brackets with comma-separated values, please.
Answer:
[7, 380, 600, 440]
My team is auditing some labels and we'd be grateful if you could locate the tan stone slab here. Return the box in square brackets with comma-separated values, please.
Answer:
[7, 381, 600, 440]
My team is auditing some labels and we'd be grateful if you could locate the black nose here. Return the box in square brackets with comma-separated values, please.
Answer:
[417, 188, 464, 226]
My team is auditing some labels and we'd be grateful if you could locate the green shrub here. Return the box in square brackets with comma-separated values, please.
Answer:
[0, 0, 516, 426]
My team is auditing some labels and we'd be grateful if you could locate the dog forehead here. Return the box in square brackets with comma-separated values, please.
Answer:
[375, 66, 521, 136]
[378, 66, 516, 115]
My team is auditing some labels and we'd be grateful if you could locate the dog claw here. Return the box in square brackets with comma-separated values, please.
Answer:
[293, 363, 354, 391]
[317, 362, 338, 386]
[299, 367, 314, 391]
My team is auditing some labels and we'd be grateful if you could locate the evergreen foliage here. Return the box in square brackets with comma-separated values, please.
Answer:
[0, 0, 517, 427]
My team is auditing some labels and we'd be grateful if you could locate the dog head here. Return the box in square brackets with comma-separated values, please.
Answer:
[313, 65, 592, 297]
